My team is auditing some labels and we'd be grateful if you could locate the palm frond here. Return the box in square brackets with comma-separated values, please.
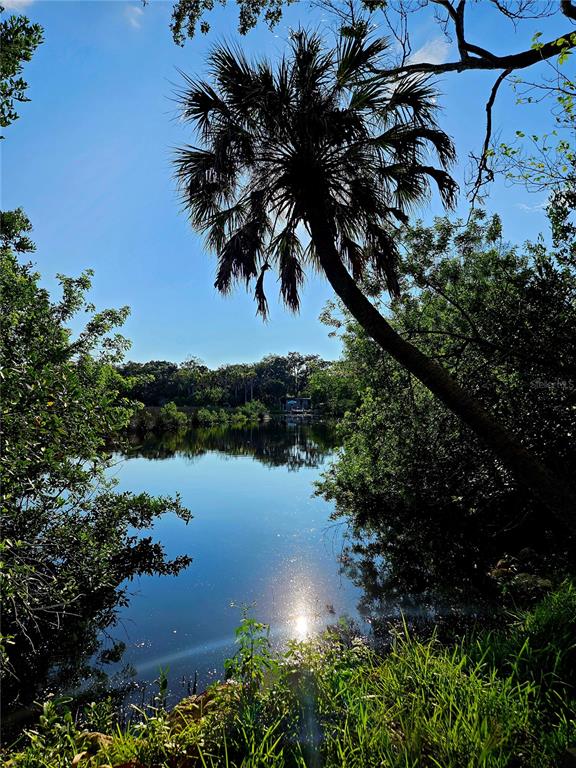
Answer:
[174, 146, 237, 229]
[290, 30, 333, 97]
[214, 220, 263, 294]
[303, 239, 320, 271]
[372, 125, 456, 168]
[177, 74, 229, 136]
[382, 206, 410, 225]
[393, 169, 431, 211]
[384, 76, 440, 126]
[254, 263, 270, 319]
[341, 236, 365, 280]
[273, 225, 305, 312]
[336, 35, 389, 87]
[347, 81, 389, 113]
[367, 224, 401, 297]
[415, 166, 459, 209]
[205, 201, 247, 252]
[209, 45, 263, 122]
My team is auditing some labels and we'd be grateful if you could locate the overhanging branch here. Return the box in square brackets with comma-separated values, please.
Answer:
[379, 0, 576, 78]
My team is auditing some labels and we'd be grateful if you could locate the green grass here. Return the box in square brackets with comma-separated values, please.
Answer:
[3, 584, 576, 768]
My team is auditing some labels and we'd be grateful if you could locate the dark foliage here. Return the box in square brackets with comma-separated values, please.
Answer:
[319, 206, 576, 612]
[0, 212, 192, 721]
[175, 31, 457, 316]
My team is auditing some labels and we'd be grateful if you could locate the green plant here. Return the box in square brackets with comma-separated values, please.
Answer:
[224, 612, 276, 696]
[473, 581, 576, 694]
[319, 208, 576, 607]
[0, 7, 43, 134]
[157, 401, 188, 431]
[3, 590, 576, 767]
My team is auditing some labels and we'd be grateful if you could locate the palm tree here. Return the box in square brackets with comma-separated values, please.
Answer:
[175, 31, 574, 530]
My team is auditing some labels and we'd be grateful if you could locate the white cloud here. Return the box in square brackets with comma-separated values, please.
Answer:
[2, 0, 35, 10]
[408, 36, 451, 67]
[515, 200, 547, 213]
[125, 5, 144, 29]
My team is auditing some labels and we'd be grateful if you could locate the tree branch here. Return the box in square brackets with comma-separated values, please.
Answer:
[562, 0, 576, 20]
[379, 0, 576, 78]
[383, 32, 576, 77]
[469, 67, 512, 206]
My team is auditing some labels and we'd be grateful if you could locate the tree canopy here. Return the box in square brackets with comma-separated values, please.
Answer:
[119, 352, 329, 409]
[0, 5, 43, 134]
[320, 202, 576, 606]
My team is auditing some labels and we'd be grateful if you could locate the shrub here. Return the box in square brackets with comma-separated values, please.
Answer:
[157, 402, 188, 431]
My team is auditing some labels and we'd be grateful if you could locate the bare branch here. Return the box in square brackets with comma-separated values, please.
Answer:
[468, 68, 512, 207]
[373, 0, 576, 78]
[491, 0, 556, 23]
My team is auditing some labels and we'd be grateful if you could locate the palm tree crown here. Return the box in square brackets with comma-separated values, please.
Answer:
[175, 31, 457, 317]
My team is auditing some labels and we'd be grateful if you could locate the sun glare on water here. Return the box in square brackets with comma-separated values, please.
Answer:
[295, 614, 310, 640]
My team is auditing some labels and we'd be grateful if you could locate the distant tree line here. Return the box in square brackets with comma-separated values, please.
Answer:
[117, 352, 357, 414]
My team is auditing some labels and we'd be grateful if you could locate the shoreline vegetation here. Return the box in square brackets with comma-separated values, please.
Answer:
[128, 401, 273, 433]
[3, 583, 576, 767]
[116, 353, 359, 425]
[2, 2, 575, 765]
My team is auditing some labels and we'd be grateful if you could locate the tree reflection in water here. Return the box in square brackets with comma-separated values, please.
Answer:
[336, 530, 497, 644]
[121, 419, 338, 471]
[8, 418, 519, 732]
[334, 509, 573, 644]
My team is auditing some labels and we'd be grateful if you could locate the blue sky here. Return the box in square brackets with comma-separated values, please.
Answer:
[2, 0, 569, 366]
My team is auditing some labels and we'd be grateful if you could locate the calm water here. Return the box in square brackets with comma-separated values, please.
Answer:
[107, 421, 364, 698]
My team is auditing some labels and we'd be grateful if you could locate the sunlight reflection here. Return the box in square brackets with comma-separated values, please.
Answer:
[294, 613, 310, 640]
[272, 554, 337, 642]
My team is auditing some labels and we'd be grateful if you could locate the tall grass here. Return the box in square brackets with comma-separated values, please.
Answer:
[3, 584, 575, 768]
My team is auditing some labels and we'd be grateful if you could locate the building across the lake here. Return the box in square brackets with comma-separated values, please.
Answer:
[283, 396, 312, 413]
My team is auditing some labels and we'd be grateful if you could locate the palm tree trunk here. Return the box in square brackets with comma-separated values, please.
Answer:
[307, 214, 576, 532]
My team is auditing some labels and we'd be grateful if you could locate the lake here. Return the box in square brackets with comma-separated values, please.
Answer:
[107, 420, 365, 701]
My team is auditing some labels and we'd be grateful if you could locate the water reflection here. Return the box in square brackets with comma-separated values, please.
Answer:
[333, 517, 551, 642]
[99, 420, 360, 704]
[294, 614, 311, 640]
[4, 417, 521, 732]
[122, 420, 338, 471]
[7, 414, 529, 735]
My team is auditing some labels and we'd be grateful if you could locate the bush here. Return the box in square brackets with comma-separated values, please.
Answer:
[238, 399, 268, 419]
[157, 402, 188, 431]
[4, 589, 576, 767]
